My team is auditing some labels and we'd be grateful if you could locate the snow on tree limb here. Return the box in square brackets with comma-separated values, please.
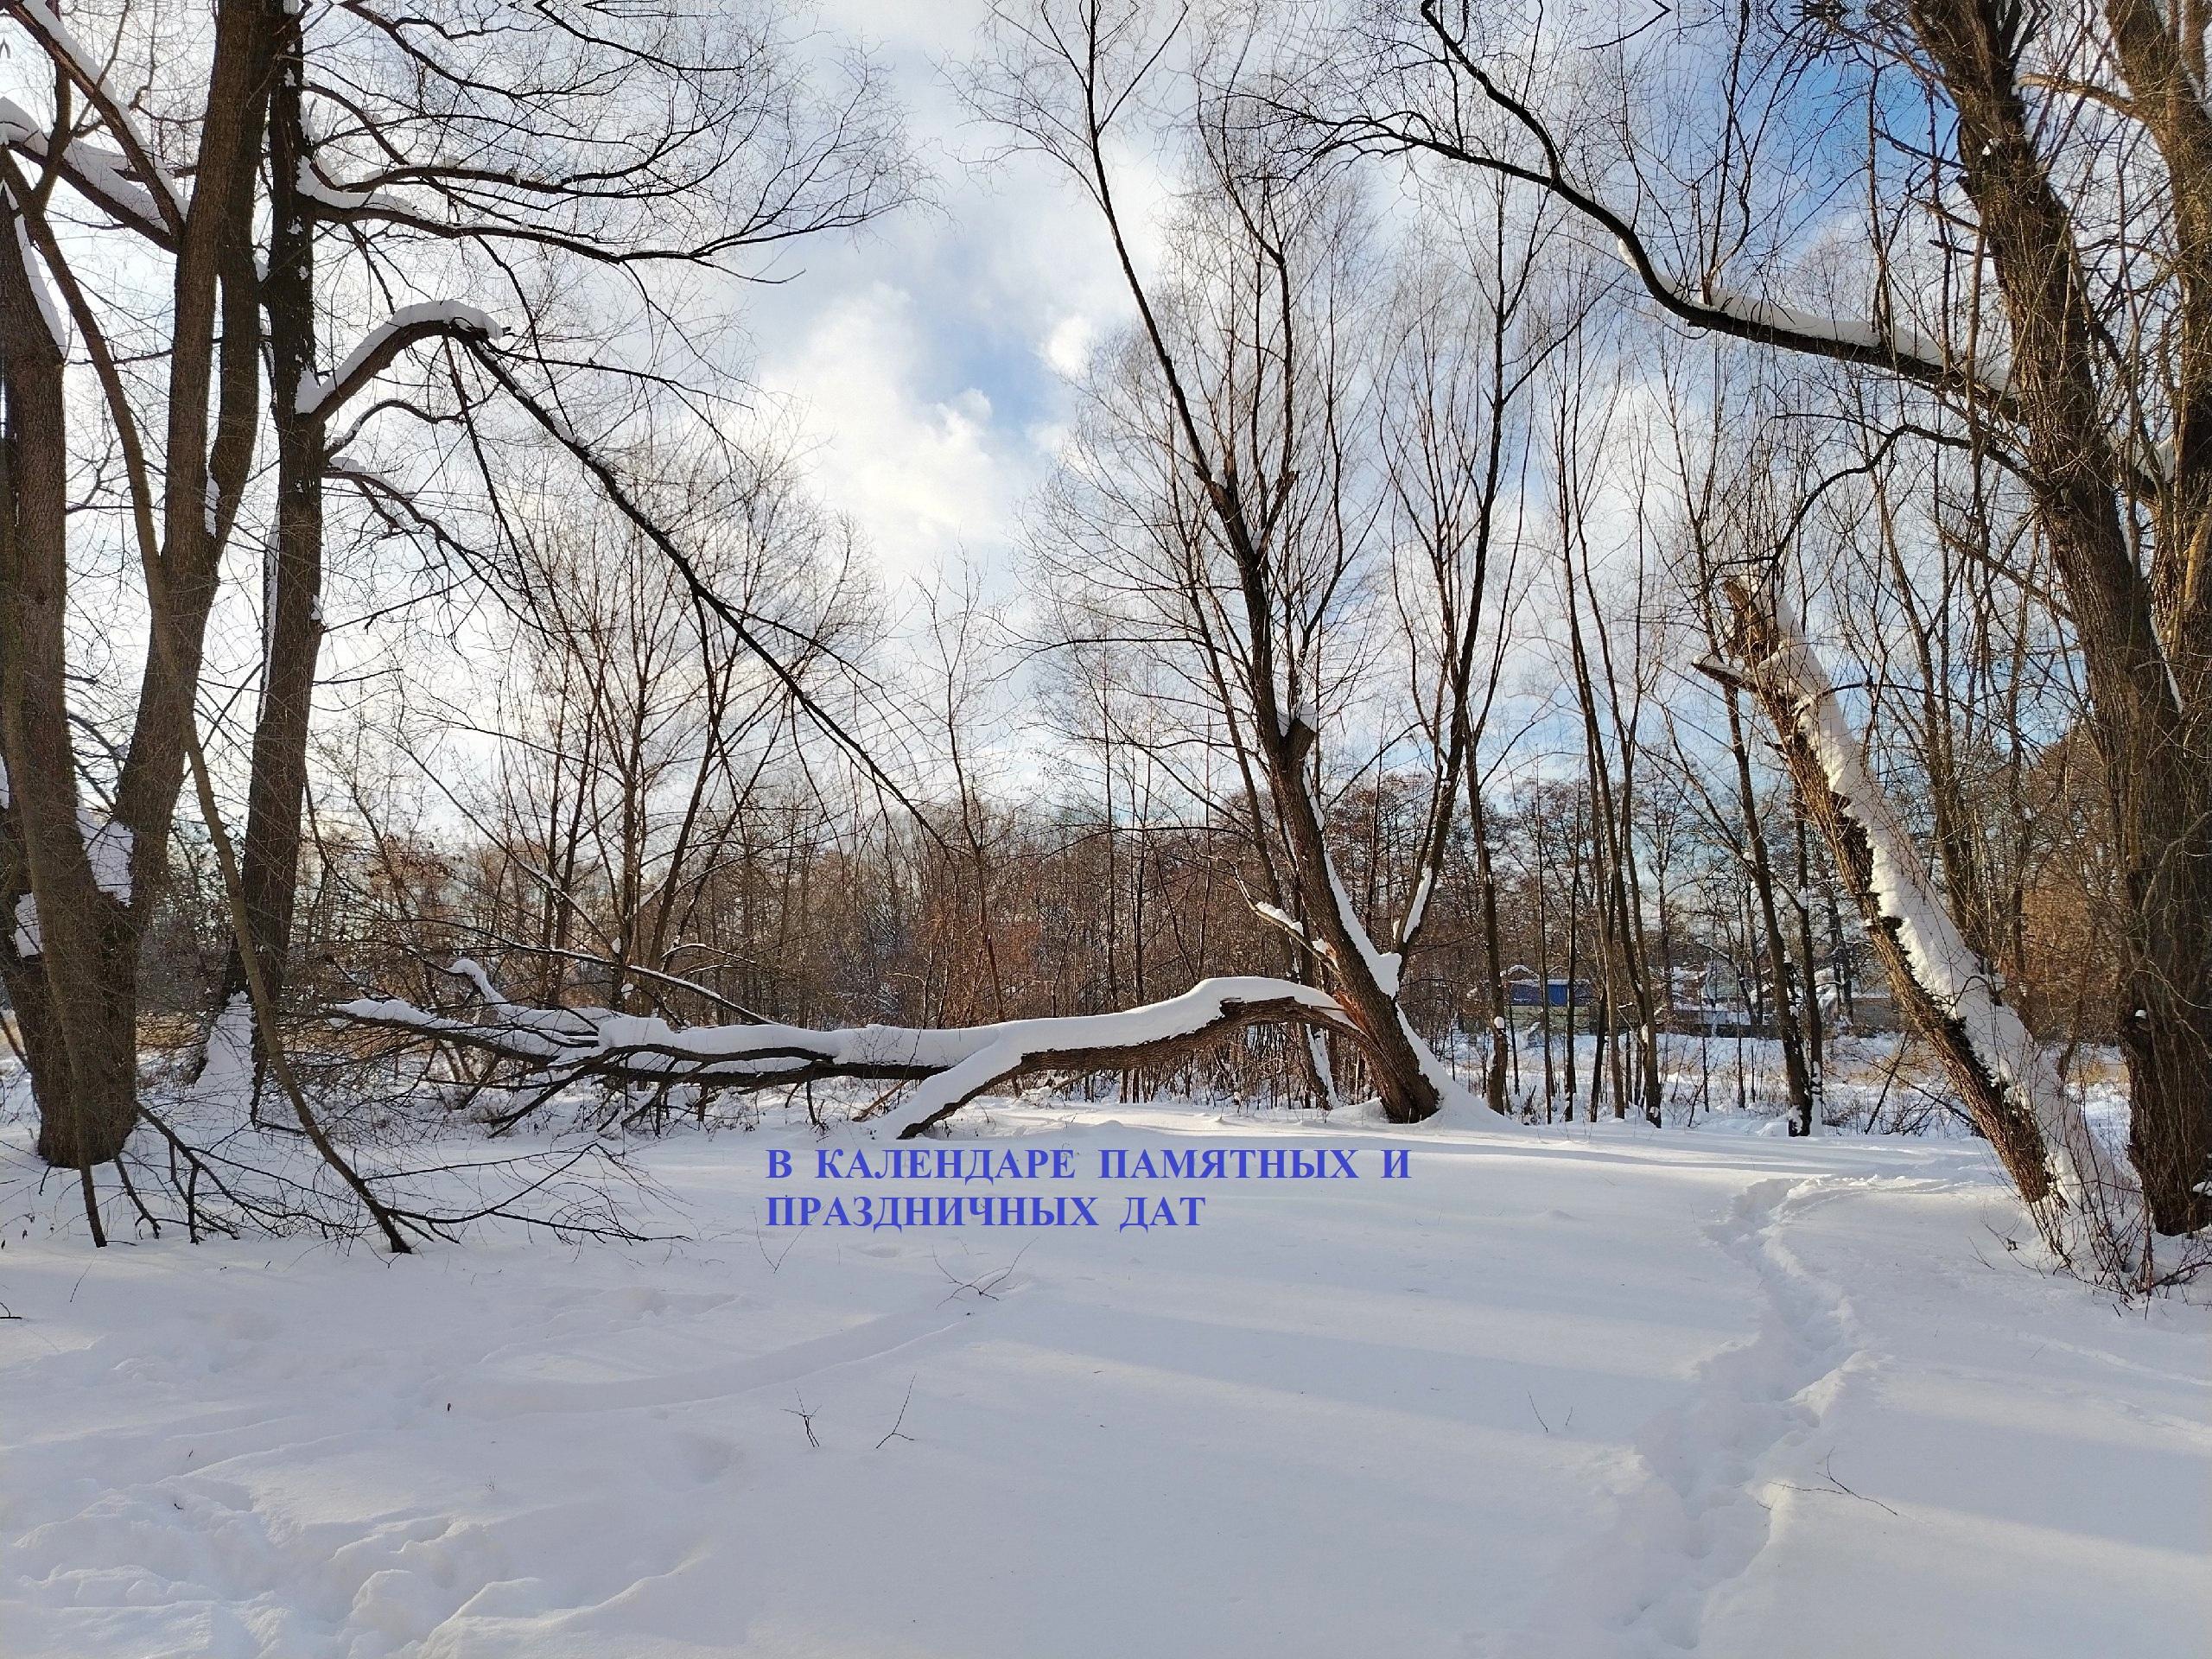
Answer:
[293, 161, 384, 213]
[1249, 900, 1325, 958]
[337, 972, 1360, 1137]
[3, 1, 187, 233]
[1716, 577, 2145, 1274]
[1689, 281, 2012, 399]
[0, 97, 172, 245]
[298, 302, 506, 417]
[4, 207, 64, 350]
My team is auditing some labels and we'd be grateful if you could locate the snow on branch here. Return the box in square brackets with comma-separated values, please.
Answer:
[0, 97, 172, 245]
[1321, 853, 1399, 998]
[1717, 578, 2143, 1274]
[299, 302, 505, 418]
[1688, 279, 2012, 401]
[10, 811, 132, 958]
[5, 207, 65, 350]
[337, 971, 1357, 1138]
[293, 161, 385, 214]
[4, 1, 187, 232]
[1396, 860, 1438, 950]
[1249, 899, 1327, 958]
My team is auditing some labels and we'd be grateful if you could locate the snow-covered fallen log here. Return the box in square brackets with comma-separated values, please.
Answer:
[337, 969, 1358, 1138]
[1713, 578, 2145, 1276]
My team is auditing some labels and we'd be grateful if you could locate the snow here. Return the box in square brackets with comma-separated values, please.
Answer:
[1249, 899, 1320, 955]
[7, 813, 132, 954]
[1, 1104, 2202, 1657]
[1608, 233, 2010, 399]
[0, 96, 169, 232]
[443, 956, 510, 1010]
[294, 162, 383, 213]
[195, 993, 257, 1099]
[1398, 858, 1438, 944]
[1738, 589, 2132, 1247]
[1321, 850, 1395, 994]
[83, 816, 130, 903]
[1695, 284, 2012, 396]
[9, 213, 66, 352]
[299, 303, 506, 417]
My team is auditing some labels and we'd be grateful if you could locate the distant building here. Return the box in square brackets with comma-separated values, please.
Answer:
[1496, 968, 1598, 1034]
[1504, 976, 1591, 1009]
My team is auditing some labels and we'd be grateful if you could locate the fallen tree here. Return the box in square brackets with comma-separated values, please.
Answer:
[338, 967, 1370, 1139]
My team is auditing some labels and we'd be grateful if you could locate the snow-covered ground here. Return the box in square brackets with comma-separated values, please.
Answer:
[3, 1104, 2205, 1658]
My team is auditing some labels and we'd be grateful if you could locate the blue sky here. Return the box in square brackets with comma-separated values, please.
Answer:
[741, 1, 1158, 600]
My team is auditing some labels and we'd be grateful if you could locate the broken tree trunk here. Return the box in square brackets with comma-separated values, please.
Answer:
[1715, 577, 2143, 1274]
[339, 968, 1370, 1139]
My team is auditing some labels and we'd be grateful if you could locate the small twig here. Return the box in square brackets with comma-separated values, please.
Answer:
[783, 1391, 821, 1449]
[1526, 1391, 1552, 1434]
[754, 1219, 798, 1274]
[875, 1376, 918, 1450]
[932, 1242, 1031, 1306]
[1777, 1453, 1900, 1517]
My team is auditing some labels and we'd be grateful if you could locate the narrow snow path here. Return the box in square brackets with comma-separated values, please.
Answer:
[2, 1112, 2203, 1658]
[1495, 1173, 1872, 1656]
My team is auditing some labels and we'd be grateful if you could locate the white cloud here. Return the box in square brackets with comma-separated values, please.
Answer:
[1041, 312, 1097, 378]
[740, 1, 1182, 594]
[760, 283, 1014, 582]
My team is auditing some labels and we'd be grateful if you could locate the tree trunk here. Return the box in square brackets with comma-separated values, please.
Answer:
[1468, 779, 1510, 1116]
[1724, 685, 1815, 1126]
[0, 198, 143, 1171]
[1791, 808, 1827, 1137]
[1720, 579, 2142, 1271]
[1, 0, 273, 1169]
[1907, 0, 2211, 1236]
[1266, 713, 1443, 1122]
[221, 22, 322, 1052]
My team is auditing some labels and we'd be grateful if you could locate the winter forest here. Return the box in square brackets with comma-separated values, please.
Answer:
[1, 0, 2208, 1653]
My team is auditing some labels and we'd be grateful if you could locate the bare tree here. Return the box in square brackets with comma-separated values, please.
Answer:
[1298, 0, 2212, 1234]
[1378, 189, 1554, 1116]
[0, 0, 907, 1241]
[964, 0, 1485, 1122]
[219, 0, 909, 1056]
